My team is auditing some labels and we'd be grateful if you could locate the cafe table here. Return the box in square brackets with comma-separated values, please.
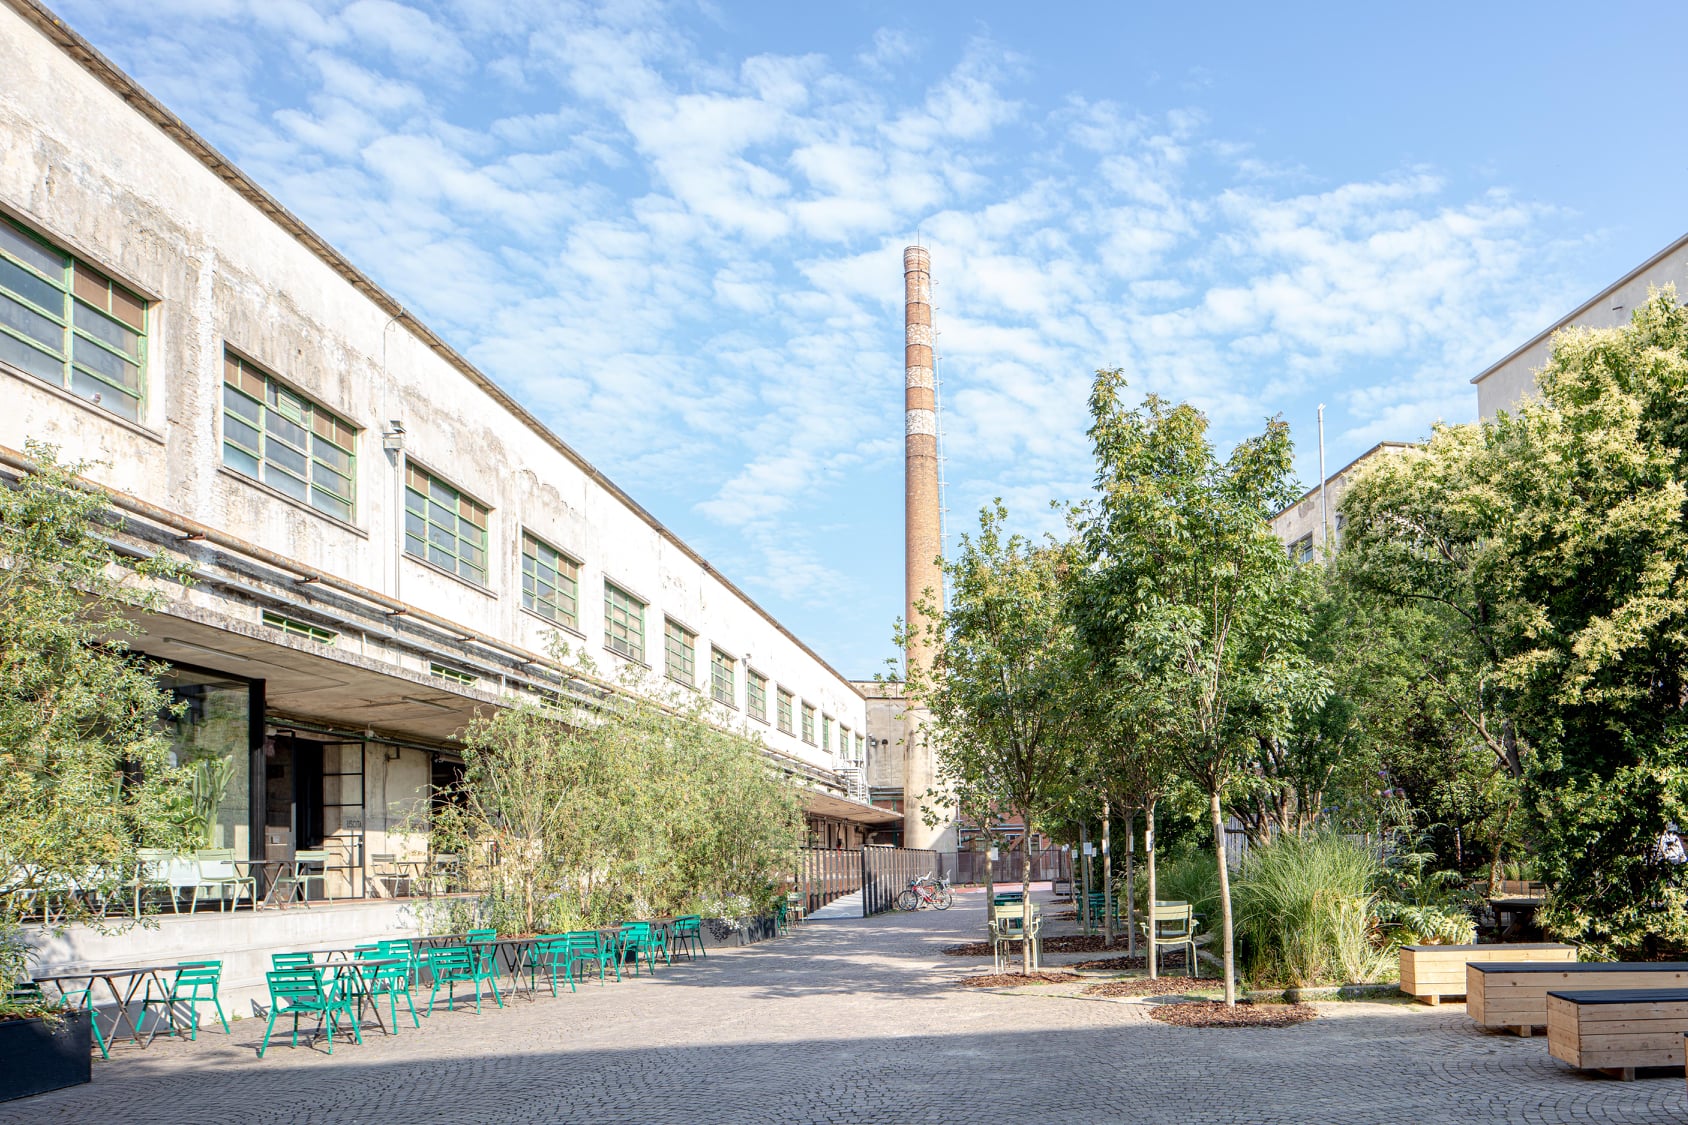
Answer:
[33, 962, 193, 1048]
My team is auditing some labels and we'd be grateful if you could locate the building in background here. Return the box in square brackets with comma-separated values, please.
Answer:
[1475, 232, 1688, 419]
[0, 0, 897, 895]
[1270, 442, 1412, 558]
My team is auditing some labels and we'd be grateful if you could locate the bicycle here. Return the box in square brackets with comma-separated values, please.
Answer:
[895, 874, 954, 911]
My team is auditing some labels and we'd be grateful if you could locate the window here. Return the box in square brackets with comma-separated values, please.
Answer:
[223, 352, 356, 521]
[664, 619, 696, 686]
[430, 662, 476, 686]
[1289, 534, 1314, 565]
[0, 216, 146, 420]
[821, 714, 832, 754]
[801, 704, 816, 745]
[521, 533, 579, 628]
[711, 649, 737, 707]
[839, 724, 851, 757]
[262, 610, 336, 645]
[856, 733, 865, 760]
[405, 464, 488, 583]
[747, 671, 768, 723]
[604, 582, 645, 663]
[776, 688, 794, 735]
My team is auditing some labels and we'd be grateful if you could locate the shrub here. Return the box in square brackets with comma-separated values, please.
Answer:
[1143, 849, 1221, 919]
[1231, 832, 1384, 988]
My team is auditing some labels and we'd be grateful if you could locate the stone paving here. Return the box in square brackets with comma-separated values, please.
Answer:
[6, 891, 1686, 1124]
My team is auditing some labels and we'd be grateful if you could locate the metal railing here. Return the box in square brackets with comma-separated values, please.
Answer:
[860, 846, 938, 916]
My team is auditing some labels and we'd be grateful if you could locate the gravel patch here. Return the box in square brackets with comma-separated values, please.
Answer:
[957, 971, 1086, 988]
[1083, 976, 1208, 998]
[1148, 1000, 1318, 1029]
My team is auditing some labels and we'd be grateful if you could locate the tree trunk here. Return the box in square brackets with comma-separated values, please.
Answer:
[1488, 793, 1519, 891]
[1021, 823, 1035, 974]
[1124, 807, 1137, 959]
[1079, 822, 1090, 935]
[1146, 800, 1157, 979]
[1102, 796, 1114, 949]
[1210, 789, 1236, 1005]
[982, 836, 994, 922]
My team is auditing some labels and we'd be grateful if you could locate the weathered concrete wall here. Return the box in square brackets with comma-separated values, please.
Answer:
[1269, 443, 1410, 555]
[0, 2, 864, 770]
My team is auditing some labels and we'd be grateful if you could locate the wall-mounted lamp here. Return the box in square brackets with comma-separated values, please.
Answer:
[382, 420, 406, 453]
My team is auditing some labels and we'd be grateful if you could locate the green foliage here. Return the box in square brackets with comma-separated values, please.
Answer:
[0, 442, 197, 936]
[1142, 848, 1220, 919]
[433, 665, 804, 936]
[1073, 372, 1322, 1003]
[1231, 833, 1386, 988]
[1342, 290, 1688, 954]
[1374, 841, 1477, 946]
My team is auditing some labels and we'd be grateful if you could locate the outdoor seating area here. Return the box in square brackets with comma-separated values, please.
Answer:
[26, 911, 744, 1069]
[10, 849, 464, 923]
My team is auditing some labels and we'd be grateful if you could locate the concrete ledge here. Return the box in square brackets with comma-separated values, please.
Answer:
[24, 897, 468, 1020]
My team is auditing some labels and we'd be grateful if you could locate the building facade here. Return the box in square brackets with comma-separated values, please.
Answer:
[0, 0, 893, 893]
[1269, 442, 1411, 556]
[1475, 232, 1688, 419]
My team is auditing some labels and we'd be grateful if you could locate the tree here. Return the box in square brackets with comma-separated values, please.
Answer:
[901, 501, 1087, 972]
[0, 442, 196, 965]
[437, 658, 805, 936]
[1075, 374, 1320, 1004]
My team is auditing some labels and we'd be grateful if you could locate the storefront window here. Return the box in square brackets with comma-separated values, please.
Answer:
[160, 668, 252, 856]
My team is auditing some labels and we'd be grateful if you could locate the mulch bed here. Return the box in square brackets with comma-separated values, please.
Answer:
[1068, 954, 1147, 971]
[957, 971, 1085, 988]
[1148, 1000, 1317, 1029]
[943, 934, 1122, 957]
[1082, 976, 1207, 997]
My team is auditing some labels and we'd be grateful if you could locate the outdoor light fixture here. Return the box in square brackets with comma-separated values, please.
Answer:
[382, 420, 406, 452]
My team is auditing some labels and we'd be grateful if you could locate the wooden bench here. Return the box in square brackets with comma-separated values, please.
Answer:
[1546, 988, 1688, 1080]
[1399, 942, 1576, 1005]
[1469, 962, 1688, 1036]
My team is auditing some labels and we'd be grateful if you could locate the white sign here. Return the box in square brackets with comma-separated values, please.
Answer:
[1082, 843, 1095, 857]
[988, 847, 999, 861]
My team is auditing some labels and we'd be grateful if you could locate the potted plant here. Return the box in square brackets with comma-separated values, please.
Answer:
[0, 992, 92, 1103]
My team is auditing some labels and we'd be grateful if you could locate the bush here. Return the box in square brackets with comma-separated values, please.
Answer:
[1231, 832, 1390, 988]
[1142, 849, 1221, 919]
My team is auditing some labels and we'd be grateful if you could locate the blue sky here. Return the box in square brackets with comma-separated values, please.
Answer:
[55, 1, 1688, 677]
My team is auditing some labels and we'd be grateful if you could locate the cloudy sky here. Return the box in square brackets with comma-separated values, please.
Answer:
[55, 0, 1688, 676]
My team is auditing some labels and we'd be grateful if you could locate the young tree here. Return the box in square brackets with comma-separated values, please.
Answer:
[0, 442, 196, 953]
[901, 501, 1087, 972]
[1075, 374, 1320, 1004]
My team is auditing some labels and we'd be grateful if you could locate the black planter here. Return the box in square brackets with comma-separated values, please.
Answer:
[702, 914, 779, 947]
[0, 1010, 92, 1102]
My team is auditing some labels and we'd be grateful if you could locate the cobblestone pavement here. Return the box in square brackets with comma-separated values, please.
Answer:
[7, 891, 1686, 1124]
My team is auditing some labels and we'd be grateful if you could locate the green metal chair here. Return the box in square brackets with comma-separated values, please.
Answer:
[426, 946, 501, 1013]
[358, 945, 420, 1030]
[291, 849, 331, 902]
[258, 967, 361, 1057]
[1141, 903, 1201, 978]
[141, 961, 229, 1041]
[190, 849, 257, 912]
[670, 915, 706, 959]
[272, 952, 317, 971]
[616, 923, 669, 976]
[466, 928, 496, 943]
[773, 899, 789, 934]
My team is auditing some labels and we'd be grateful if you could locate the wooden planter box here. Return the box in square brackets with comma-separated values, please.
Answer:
[0, 1010, 92, 1103]
[1399, 942, 1576, 1005]
[1547, 988, 1688, 1080]
[1470, 962, 1688, 1035]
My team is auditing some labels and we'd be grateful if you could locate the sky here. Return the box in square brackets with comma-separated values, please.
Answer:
[52, 0, 1688, 677]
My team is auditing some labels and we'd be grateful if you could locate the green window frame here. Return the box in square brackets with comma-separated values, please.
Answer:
[839, 724, 850, 755]
[405, 464, 489, 584]
[430, 662, 477, 686]
[711, 648, 736, 708]
[856, 733, 865, 760]
[521, 532, 579, 629]
[801, 704, 816, 745]
[664, 619, 696, 686]
[261, 611, 336, 645]
[776, 688, 794, 735]
[821, 714, 832, 753]
[223, 352, 356, 522]
[0, 215, 146, 421]
[747, 671, 768, 723]
[604, 582, 645, 663]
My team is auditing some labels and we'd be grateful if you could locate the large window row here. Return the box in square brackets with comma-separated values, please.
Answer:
[1, 217, 862, 758]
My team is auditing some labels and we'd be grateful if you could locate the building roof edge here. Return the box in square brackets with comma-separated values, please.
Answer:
[3, 0, 866, 701]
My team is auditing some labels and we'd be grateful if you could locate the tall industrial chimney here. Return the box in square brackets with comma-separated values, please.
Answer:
[902, 245, 946, 851]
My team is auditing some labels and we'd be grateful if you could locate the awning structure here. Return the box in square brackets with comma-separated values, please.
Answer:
[802, 789, 904, 825]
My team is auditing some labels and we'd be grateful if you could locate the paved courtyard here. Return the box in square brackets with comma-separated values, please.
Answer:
[7, 891, 1686, 1124]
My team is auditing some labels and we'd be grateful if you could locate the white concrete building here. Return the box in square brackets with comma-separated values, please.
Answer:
[0, 0, 894, 895]
[1269, 442, 1411, 558]
[1475, 232, 1688, 419]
